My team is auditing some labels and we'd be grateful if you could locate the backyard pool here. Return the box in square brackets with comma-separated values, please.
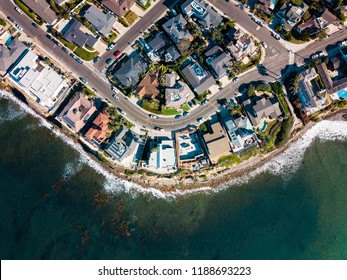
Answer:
[259, 120, 268, 132]
[5, 36, 12, 46]
[337, 89, 347, 99]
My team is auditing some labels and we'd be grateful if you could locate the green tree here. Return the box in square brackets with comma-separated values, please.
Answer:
[0, 18, 6, 26]
[300, 31, 310, 41]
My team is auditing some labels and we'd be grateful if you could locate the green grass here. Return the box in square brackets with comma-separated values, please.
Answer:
[161, 107, 179, 115]
[60, 38, 76, 51]
[182, 103, 190, 111]
[103, 32, 117, 44]
[14, 0, 43, 25]
[217, 154, 240, 167]
[118, 17, 129, 27]
[277, 94, 290, 116]
[124, 10, 138, 26]
[199, 122, 208, 132]
[74, 47, 98, 61]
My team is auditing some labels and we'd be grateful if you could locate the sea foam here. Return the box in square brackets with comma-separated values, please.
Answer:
[2, 90, 347, 199]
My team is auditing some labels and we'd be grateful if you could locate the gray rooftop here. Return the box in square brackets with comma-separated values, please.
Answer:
[113, 53, 149, 88]
[181, 60, 215, 95]
[84, 5, 117, 36]
[205, 46, 232, 79]
[22, 0, 58, 25]
[0, 39, 26, 73]
[162, 14, 192, 46]
[243, 96, 282, 126]
[63, 19, 98, 48]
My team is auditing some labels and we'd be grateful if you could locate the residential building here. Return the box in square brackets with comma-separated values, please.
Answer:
[165, 73, 194, 108]
[105, 125, 139, 164]
[147, 139, 177, 171]
[315, 10, 337, 31]
[175, 129, 208, 170]
[223, 116, 258, 154]
[85, 110, 112, 145]
[257, 0, 277, 16]
[297, 17, 320, 35]
[243, 96, 282, 127]
[21, 0, 58, 25]
[298, 10, 337, 35]
[278, 2, 308, 31]
[203, 122, 232, 164]
[58, 92, 97, 133]
[162, 14, 193, 47]
[0, 38, 26, 76]
[297, 67, 330, 115]
[10, 50, 69, 111]
[205, 46, 232, 79]
[62, 19, 99, 48]
[181, 57, 215, 95]
[181, 0, 223, 29]
[54, 0, 68, 5]
[135, 0, 147, 8]
[227, 30, 258, 62]
[135, 71, 160, 100]
[102, 0, 135, 17]
[113, 53, 149, 89]
[145, 32, 181, 62]
[83, 5, 117, 36]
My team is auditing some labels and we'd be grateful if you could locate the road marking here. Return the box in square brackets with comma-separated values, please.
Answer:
[256, 26, 260, 31]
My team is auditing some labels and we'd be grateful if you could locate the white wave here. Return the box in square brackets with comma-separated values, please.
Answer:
[2, 90, 347, 200]
[0, 101, 25, 124]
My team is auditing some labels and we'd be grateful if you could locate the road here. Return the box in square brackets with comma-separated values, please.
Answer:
[0, 0, 343, 132]
[95, 0, 178, 71]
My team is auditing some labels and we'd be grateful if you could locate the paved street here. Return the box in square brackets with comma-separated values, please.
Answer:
[0, 0, 343, 132]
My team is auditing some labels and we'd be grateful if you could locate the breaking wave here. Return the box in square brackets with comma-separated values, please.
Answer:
[2, 90, 347, 200]
[0, 101, 25, 124]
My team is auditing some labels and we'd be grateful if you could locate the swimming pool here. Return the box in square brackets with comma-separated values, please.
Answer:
[259, 120, 267, 132]
[5, 36, 12, 46]
[337, 89, 347, 99]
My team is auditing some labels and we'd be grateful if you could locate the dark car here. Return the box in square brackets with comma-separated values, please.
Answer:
[93, 56, 100, 63]
[75, 57, 83, 64]
[175, 115, 182, 119]
[8, 17, 16, 23]
[62, 47, 69, 53]
[32, 22, 39, 29]
[105, 58, 113, 64]
[70, 53, 75, 59]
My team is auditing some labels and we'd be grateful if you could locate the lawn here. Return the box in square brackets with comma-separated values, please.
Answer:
[103, 32, 117, 44]
[182, 103, 191, 111]
[74, 47, 98, 61]
[124, 10, 138, 26]
[60, 38, 76, 51]
[140, 100, 179, 115]
[14, 0, 43, 25]
[162, 107, 179, 115]
[217, 154, 240, 167]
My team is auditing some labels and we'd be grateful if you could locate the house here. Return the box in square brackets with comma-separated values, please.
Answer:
[21, 0, 58, 25]
[146, 32, 181, 62]
[227, 33, 258, 62]
[10, 50, 69, 111]
[147, 139, 177, 171]
[85, 110, 112, 145]
[297, 67, 331, 115]
[58, 92, 97, 133]
[223, 116, 258, 154]
[297, 17, 320, 35]
[175, 129, 208, 170]
[0, 38, 26, 76]
[101, 0, 135, 17]
[135, 71, 160, 100]
[317, 61, 347, 97]
[181, 57, 215, 95]
[105, 125, 139, 164]
[62, 19, 99, 48]
[315, 10, 337, 30]
[257, 0, 277, 16]
[205, 46, 232, 79]
[83, 5, 117, 36]
[54, 0, 68, 5]
[113, 53, 149, 89]
[162, 14, 193, 47]
[181, 0, 223, 29]
[298, 10, 337, 35]
[243, 96, 282, 127]
[202, 122, 232, 164]
[278, 2, 308, 31]
[165, 73, 194, 108]
[135, 0, 147, 8]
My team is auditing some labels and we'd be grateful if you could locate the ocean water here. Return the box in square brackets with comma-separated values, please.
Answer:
[1, 94, 347, 260]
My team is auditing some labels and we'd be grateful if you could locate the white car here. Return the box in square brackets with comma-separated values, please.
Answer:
[118, 108, 126, 115]
[15, 7, 23, 15]
[149, 114, 158, 119]
[15, 24, 23, 31]
[112, 86, 118, 93]
[112, 94, 119, 100]
[311, 54, 319, 59]
[262, 42, 267, 48]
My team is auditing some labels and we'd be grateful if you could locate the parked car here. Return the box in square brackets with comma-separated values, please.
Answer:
[318, 51, 325, 57]
[197, 117, 205, 123]
[113, 50, 121, 57]
[311, 53, 319, 59]
[118, 108, 126, 115]
[107, 42, 115, 51]
[112, 86, 118, 93]
[183, 111, 189, 117]
[8, 17, 16, 23]
[46, 34, 53, 41]
[15, 24, 23, 31]
[93, 56, 100, 63]
[201, 99, 209, 105]
[232, 76, 239, 82]
[32, 22, 39, 29]
[75, 57, 83, 64]
[271, 32, 280, 40]
[15, 7, 23, 15]
[191, 99, 197, 106]
[175, 115, 182, 119]
[339, 40, 347, 47]
[70, 53, 75, 59]
[62, 47, 69, 53]
[153, 126, 164, 131]
[149, 114, 158, 119]
[262, 42, 267, 48]
[113, 94, 119, 100]
[105, 58, 113, 64]
[80, 77, 87, 84]
[188, 101, 193, 107]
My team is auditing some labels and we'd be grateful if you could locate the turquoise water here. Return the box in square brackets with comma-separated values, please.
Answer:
[259, 120, 267, 132]
[1, 96, 347, 259]
[337, 89, 347, 99]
